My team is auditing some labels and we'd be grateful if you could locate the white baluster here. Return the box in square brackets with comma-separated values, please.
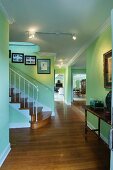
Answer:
[36, 87, 38, 122]
[9, 69, 11, 96]
[19, 76, 20, 102]
[28, 83, 29, 108]
[33, 86, 34, 115]
[14, 72, 16, 102]
[24, 79, 25, 108]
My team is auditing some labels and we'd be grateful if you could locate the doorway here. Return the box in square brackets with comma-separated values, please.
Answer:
[54, 74, 64, 101]
[73, 74, 86, 101]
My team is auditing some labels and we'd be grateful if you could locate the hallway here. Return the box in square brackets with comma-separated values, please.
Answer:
[1, 101, 110, 170]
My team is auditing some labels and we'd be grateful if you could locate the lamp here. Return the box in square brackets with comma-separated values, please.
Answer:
[26, 31, 76, 40]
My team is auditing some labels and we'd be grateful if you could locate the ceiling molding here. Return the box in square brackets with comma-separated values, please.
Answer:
[67, 16, 111, 67]
[39, 52, 56, 61]
[0, 0, 15, 24]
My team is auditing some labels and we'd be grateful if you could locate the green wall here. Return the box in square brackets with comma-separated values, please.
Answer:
[0, 11, 10, 165]
[9, 46, 54, 113]
[9, 104, 30, 125]
[86, 27, 111, 143]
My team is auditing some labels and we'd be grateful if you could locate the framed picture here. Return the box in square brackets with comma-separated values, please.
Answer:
[9, 50, 11, 58]
[103, 50, 112, 88]
[37, 59, 51, 74]
[12, 53, 24, 63]
[25, 56, 36, 65]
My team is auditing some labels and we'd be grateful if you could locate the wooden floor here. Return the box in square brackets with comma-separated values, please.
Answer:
[1, 101, 110, 170]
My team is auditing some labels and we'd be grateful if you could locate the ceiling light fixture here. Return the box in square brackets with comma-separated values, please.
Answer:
[72, 35, 76, 40]
[26, 31, 76, 40]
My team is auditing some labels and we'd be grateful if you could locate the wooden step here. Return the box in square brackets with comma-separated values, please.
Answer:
[11, 93, 21, 103]
[29, 106, 43, 115]
[9, 88, 14, 97]
[30, 111, 51, 129]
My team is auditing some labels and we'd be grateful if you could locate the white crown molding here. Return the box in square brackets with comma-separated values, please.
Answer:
[67, 16, 111, 67]
[0, 0, 15, 24]
[39, 52, 56, 61]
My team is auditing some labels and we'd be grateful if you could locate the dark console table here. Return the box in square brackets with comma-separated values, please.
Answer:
[84, 105, 111, 139]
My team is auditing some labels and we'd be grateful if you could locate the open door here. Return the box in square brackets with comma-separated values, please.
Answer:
[110, 9, 113, 170]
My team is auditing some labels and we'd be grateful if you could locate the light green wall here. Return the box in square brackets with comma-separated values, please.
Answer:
[9, 46, 54, 112]
[9, 105, 29, 124]
[86, 27, 111, 142]
[55, 68, 66, 75]
[71, 68, 86, 74]
[0, 11, 9, 157]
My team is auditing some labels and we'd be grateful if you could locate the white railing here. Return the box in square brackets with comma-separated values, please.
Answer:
[9, 67, 39, 121]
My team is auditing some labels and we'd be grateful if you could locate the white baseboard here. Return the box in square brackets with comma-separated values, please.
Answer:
[87, 121, 108, 144]
[9, 123, 30, 128]
[64, 100, 71, 105]
[0, 143, 11, 167]
[52, 111, 55, 116]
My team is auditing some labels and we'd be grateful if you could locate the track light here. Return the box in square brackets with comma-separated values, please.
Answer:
[26, 31, 76, 40]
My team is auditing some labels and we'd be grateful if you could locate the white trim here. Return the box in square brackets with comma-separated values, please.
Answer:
[67, 16, 111, 66]
[64, 100, 71, 105]
[9, 123, 30, 128]
[0, 0, 15, 24]
[52, 111, 55, 116]
[0, 143, 11, 167]
[87, 121, 108, 144]
[39, 52, 56, 57]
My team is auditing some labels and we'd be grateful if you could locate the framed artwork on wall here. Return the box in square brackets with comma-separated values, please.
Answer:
[37, 59, 51, 74]
[25, 56, 36, 65]
[12, 53, 24, 63]
[103, 50, 112, 88]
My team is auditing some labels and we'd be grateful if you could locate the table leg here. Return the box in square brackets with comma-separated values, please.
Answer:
[98, 118, 100, 138]
[85, 109, 87, 139]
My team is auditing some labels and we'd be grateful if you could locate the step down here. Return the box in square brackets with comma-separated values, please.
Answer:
[30, 111, 51, 129]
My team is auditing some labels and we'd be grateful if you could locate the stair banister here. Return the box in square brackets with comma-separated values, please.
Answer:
[10, 68, 38, 89]
[9, 67, 38, 116]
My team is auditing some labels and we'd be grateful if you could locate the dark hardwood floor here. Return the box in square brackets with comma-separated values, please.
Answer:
[1, 101, 110, 170]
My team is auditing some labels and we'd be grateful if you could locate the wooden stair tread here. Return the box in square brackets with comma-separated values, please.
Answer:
[30, 111, 51, 123]
[9, 87, 51, 129]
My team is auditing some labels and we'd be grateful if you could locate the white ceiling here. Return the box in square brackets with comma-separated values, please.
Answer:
[1, 0, 113, 68]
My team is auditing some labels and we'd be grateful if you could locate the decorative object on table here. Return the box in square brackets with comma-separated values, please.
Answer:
[9, 50, 11, 58]
[37, 59, 51, 74]
[105, 91, 111, 113]
[12, 53, 24, 63]
[25, 56, 36, 65]
[90, 99, 104, 109]
[103, 50, 112, 88]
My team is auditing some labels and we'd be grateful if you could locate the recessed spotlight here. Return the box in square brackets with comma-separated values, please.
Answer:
[72, 35, 76, 40]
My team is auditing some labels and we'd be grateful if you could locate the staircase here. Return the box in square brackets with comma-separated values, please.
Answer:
[9, 67, 51, 129]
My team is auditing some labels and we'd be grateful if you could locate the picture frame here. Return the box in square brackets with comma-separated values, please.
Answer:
[37, 59, 51, 74]
[103, 50, 112, 88]
[12, 53, 24, 63]
[25, 56, 36, 65]
[9, 50, 11, 58]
